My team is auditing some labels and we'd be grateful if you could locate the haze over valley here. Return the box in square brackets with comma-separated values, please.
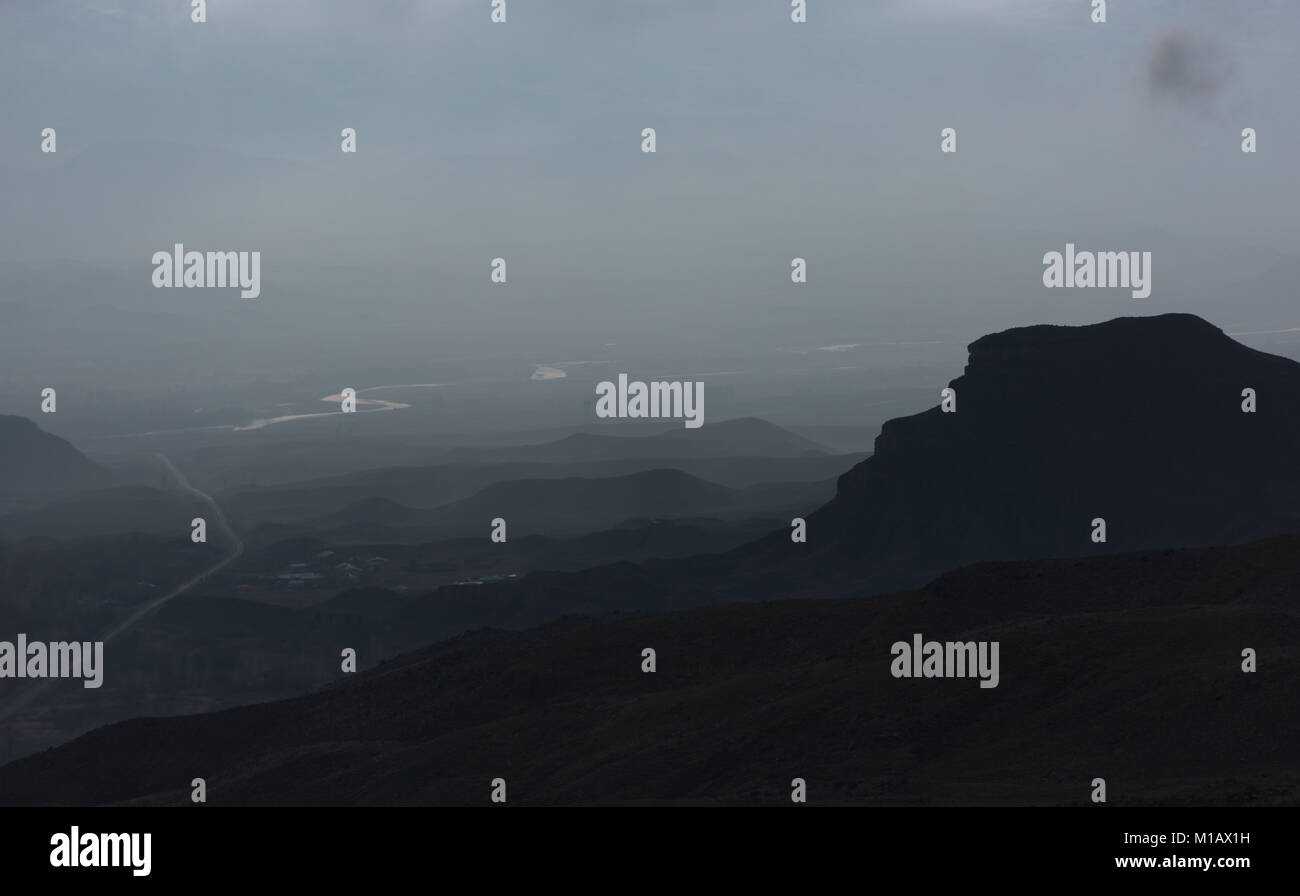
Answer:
[2, 0, 1298, 809]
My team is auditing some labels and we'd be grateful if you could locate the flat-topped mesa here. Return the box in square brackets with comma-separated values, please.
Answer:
[965, 313, 1231, 369]
[869, 313, 1295, 464]
[809, 313, 1300, 592]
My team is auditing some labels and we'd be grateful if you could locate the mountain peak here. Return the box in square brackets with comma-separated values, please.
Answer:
[962, 314, 1246, 381]
[0, 414, 39, 434]
[0, 415, 113, 504]
[780, 314, 1300, 595]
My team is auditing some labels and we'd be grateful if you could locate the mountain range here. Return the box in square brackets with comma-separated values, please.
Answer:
[3, 313, 1299, 805]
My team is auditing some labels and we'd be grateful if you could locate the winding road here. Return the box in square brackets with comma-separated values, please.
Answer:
[0, 453, 243, 722]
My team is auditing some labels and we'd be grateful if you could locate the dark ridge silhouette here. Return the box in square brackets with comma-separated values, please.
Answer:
[3, 532, 1295, 806]
[0, 415, 113, 507]
[779, 312, 1300, 594]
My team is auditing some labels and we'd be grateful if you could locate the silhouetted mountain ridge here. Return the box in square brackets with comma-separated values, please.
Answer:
[801, 312, 1300, 592]
[0, 415, 113, 506]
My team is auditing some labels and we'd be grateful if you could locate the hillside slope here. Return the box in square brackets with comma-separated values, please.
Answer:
[2, 533, 1296, 806]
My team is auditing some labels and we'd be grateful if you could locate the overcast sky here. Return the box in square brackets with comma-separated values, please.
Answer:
[2, 0, 1298, 406]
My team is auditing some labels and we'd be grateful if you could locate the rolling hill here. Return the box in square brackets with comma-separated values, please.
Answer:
[437, 417, 828, 465]
[281, 469, 835, 543]
[0, 415, 114, 509]
[220, 452, 865, 528]
[3, 532, 1295, 806]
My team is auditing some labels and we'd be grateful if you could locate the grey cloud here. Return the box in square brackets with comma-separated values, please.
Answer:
[1147, 29, 1235, 110]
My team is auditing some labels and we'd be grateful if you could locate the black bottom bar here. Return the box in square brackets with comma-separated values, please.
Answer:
[3, 807, 1280, 883]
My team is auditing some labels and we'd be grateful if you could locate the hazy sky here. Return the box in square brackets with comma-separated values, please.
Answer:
[2, 0, 1299, 420]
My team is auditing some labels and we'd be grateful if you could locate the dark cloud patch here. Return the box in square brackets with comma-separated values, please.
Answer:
[1147, 30, 1235, 111]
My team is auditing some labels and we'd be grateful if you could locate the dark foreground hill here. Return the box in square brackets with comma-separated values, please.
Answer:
[2, 533, 1296, 806]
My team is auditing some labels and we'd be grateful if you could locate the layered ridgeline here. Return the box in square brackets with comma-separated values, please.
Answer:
[0, 415, 113, 507]
[437, 417, 829, 465]
[3, 314, 1299, 804]
[0, 416, 213, 541]
[391, 313, 1300, 637]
